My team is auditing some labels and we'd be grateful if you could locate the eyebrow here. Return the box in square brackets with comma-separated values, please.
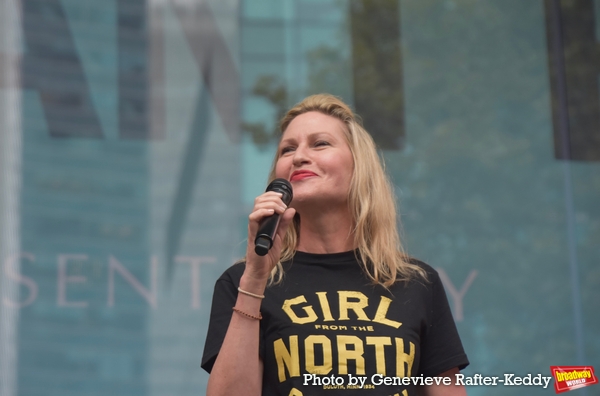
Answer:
[279, 131, 335, 146]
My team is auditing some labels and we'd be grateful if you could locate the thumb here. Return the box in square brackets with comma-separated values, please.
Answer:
[276, 208, 296, 240]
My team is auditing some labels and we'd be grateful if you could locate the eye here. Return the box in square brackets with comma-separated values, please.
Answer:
[280, 146, 295, 155]
[314, 140, 330, 147]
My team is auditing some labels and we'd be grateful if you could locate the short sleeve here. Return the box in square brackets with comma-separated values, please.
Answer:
[201, 263, 266, 373]
[418, 268, 469, 377]
[201, 275, 239, 373]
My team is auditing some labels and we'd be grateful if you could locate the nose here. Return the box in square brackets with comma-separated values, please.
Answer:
[292, 144, 310, 166]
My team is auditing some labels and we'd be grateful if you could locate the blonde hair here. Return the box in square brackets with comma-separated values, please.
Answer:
[268, 94, 426, 286]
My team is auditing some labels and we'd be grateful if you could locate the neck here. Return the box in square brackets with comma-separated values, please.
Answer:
[295, 205, 355, 254]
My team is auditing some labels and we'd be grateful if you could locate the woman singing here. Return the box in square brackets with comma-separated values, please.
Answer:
[202, 94, 469, 396]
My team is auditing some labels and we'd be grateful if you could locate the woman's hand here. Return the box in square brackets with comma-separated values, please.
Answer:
[242, 191, 296, 288]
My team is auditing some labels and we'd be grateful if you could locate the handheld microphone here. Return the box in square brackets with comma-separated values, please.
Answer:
[254, 178, 293, 256]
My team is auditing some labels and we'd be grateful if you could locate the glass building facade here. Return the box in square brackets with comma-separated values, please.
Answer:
[0, 1, 599, 395]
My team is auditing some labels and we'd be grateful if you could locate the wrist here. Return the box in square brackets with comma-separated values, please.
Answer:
[239, 272, 268, 295]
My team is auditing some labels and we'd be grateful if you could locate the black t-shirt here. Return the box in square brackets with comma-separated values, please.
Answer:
[202, 251, 469, 396]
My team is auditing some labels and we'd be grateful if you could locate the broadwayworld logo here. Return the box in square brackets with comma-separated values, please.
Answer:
[550, 366, 598, 394]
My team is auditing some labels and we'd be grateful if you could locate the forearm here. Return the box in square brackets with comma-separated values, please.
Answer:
[206, 276, 266, 396]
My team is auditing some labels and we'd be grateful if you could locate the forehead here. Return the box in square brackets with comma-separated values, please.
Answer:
[281, 111, 347, 141]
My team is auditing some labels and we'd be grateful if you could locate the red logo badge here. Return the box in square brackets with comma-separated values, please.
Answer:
[550, 366, 598, 393]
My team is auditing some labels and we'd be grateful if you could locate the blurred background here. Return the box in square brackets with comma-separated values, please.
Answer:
[0, 0, 599, 395]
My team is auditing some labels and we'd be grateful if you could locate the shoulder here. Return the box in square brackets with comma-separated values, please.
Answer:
[406, 256, 436, 273]
[404, 256, 443, 283]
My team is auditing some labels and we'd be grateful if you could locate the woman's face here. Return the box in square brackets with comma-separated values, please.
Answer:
[275, 111, 354, 209]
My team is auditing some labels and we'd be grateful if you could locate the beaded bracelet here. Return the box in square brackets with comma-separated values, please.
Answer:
[232, 306, 262, 320]
[237, 287, 265, 299]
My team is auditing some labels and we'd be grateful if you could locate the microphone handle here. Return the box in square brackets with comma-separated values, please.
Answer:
[254, 213, 282, 256]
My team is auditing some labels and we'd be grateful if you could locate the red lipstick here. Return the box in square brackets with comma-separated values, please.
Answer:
[290, 170, 317, 181]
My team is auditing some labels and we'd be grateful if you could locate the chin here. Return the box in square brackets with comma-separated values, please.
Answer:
[292, 193, 347, 209]
[289, 193, 317, 208]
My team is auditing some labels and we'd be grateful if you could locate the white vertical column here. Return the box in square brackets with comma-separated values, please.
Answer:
[0, 0, 23, 395]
